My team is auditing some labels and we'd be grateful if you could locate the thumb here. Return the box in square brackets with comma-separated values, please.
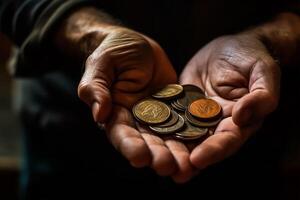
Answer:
[233, 58, 280, 127]
[78, 55, 113, 123]
[232, 90, 278, 126]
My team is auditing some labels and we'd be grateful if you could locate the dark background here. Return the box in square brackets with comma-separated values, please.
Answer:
[0, 34, 20, 200]
[0, 32, 300, 199]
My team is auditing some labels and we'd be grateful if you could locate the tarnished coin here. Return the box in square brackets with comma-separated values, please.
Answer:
[177, 85, 205, 109]
[133, 99, 170, 124]
[185, 110, 222, 127]
[171, 101, 185, 112]
[175, 120, 208, 140]
[156, 110, 179, 128]
[152, 84, 183, 99]
[149, 114, 185, 134]
[188, 99, 222, 120]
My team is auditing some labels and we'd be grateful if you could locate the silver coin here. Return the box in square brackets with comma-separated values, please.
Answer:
[171, 102, 185, 112]
[149, 114, 185, 134]
[175, 135, 202, 141]
[156, 110, 179, 128]
[175, 119, 208, 140]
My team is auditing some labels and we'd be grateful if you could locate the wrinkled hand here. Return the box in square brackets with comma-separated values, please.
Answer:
[78, 27, 197, 181]
[180, 34, 280, 171]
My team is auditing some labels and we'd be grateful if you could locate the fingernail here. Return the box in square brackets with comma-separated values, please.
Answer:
[92, 102, 100, 122]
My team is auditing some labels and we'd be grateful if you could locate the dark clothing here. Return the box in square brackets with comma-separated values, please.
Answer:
[0, 0, 299, 199]
[0, 0, 294, 76]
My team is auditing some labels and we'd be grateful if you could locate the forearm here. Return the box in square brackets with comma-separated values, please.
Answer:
[54, 7, 119, 61]
[251, 12, 300, 66]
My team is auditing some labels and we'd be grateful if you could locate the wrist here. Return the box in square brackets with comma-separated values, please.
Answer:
[54, 7, 119, 61]
[246, 12, 300, 66]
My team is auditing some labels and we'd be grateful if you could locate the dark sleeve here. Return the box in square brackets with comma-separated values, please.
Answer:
[0, 0, 96, 46]
[0, 0, 96, 76]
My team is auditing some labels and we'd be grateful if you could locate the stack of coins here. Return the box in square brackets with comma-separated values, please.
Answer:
[132, 84, 222, 141]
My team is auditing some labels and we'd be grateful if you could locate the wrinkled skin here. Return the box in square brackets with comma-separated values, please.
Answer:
[180, 34, 280, 172]
[78, 27, 198, 182]
[78, 27, 280, 183]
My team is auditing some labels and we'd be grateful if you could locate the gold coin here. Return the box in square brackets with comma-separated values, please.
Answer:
[133, 99, 170, 124]
[188, 99, 222, 120]
[152, 84, 183, 99]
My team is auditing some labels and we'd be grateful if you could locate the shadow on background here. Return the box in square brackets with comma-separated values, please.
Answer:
[0, 34, 20, 200]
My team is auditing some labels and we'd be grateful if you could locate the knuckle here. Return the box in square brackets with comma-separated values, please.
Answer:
[111, 28, 152, 54]
[78, 81, 93, 102]
[85, 54, 98, 68]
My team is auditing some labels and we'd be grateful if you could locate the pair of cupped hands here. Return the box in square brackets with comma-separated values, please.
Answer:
[77, 26, 280, 183]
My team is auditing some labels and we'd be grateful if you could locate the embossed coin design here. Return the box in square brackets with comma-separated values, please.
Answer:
[133, 99, 170, 124]
[188, 99, 222, 120]
[176, 85, 205, 109]
[152, 84, 183, 99]
[131, 84, 224, 141]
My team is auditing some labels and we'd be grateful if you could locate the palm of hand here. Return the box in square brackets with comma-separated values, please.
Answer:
[180, 35, 280, 170]
[79, 28, 194, 182]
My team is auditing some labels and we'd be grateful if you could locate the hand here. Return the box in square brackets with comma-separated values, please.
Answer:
[78, 26, 197, 181]
[180, 34, 280, 171]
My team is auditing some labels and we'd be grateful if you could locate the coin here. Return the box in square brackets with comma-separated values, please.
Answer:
[131, 84, 222, 142]
[188, 98, 222, 120]
[175, 120, 208, 140]
[152, 84, 183, 99]
[176, 85, 205, 109]
[156, 110, 179, 128]
[208, 128, 215, 136]
[171, 101, 185, 112]
[149, 114, 185, 134]
[185, 110, 222, 127]
[133, 99, 170, 124]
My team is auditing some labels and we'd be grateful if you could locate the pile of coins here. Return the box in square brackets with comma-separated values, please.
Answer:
[132, 84, 223, 141]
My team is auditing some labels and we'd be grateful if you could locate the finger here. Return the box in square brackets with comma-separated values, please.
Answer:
[137, 122, 177, 176]
[146, 37, 178, 89]
[112, 90, 151, 109]
[233, 90, 277, 126]
[210, 96, 235, 118]
[78, 52, 114, 123]
[179, 65, 204, 89]
[140, 133, 178, 176]
[165, 140, 197, 183]
[233, 59, 280, 126]
[190, 117, 261, 170]
[179, 48, 207, 89]
[106, 106, 151, 168]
